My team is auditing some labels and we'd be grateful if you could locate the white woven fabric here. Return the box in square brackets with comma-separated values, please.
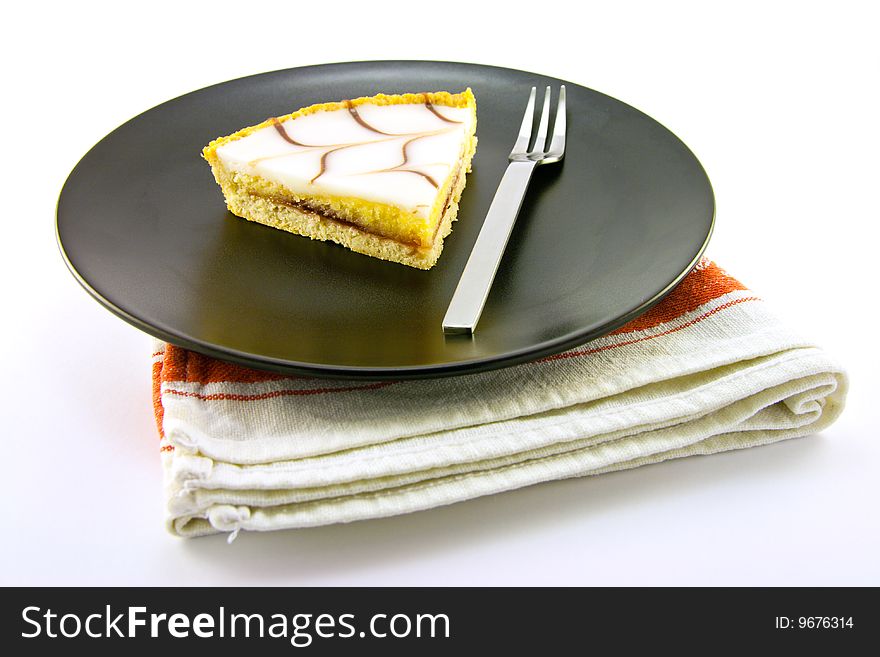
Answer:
[154, 264, 847, 538]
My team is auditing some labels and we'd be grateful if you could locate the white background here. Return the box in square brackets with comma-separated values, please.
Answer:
[2, 0, 877, 585]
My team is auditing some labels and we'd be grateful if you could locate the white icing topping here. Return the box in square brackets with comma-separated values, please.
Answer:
[215, 101, 474, 218]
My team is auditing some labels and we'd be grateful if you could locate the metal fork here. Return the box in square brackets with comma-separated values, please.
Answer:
[442, 85, 567, 335]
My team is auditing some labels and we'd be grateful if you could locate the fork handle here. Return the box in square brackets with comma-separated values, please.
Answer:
[442, 160, 538, 334]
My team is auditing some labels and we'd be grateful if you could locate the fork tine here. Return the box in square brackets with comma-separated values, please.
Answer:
[531, 86, 552, 153]
[548, 85, 566, 156]
[509, 87, 536, 155]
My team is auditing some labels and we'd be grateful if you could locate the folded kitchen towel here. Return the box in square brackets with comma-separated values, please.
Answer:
[152, 259, 847, 538]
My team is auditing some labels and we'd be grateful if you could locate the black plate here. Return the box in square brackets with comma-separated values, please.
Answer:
[57, 61, 714, 379]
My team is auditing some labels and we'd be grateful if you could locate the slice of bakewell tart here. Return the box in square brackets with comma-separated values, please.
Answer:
[202, 89, 477, 269]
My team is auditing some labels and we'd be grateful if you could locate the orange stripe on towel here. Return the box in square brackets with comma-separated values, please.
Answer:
[152, 359, 165, 439]
[163, 380, 395, 402]
[611, 260, 748, 335]
[161, 345, 294, 385]
[539, 296, 760, 364]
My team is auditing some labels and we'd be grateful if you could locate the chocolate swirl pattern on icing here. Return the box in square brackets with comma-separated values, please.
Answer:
[423, 93, 462, 124]
[270, 117, 310, 146]
[216, 96, 473, 217]
[255, 101, 463, 187]
[345, 100, 395, 136]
